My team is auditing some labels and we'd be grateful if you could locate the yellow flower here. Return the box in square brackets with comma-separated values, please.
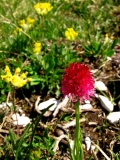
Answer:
[33, 42, 41, 55]
[26, 78, 32, 82]
[65, 28, 78, 40]
[11, 75, 27, 88]
[1, 66, 32, 88]
[14, 67, 21, 75]
[13, 27, 22, 34]
[1, 66, 12, 82]
[19, 17, 35, 30]
[104, 33, 114, 44]
[1, 73, 12, 83]
[4, 65, 11, 73]
[20, 72, 28, 79]
[26, 17, 35, 24]
[19, 19, 28, 30]
[34, 2, 53, 15]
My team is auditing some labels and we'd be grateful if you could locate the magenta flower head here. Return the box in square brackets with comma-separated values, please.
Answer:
[61, 62, 95, 103]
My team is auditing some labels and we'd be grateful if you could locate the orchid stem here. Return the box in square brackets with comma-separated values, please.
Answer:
[72, 100, 84, 160]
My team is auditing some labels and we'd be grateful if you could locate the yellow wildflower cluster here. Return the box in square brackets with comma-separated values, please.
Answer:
[13, 27, 22, 35]
[33, 42, 41, 55]
[65, 28, 78, 40]
[19, 17, 35, 31]
[34, 2, 53, 15]
[1, 66, 32, 88]
[104, 33, 114, 44]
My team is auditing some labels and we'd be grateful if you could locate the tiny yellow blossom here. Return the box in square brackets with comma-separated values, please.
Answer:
[26, 78, 32, 82]
[20, 20, 27, 29]
[13, 27, 22, 34]
[1, 66, 32, 88]
[26, 17, 35, 24]
[14, 68, 21, 75]
[34, 2, 53, 15]
[20, 72, 28, 79]
[105, 33, 109, 37]
[33, 42, 41, 55]
[1, 66, 12, 82]
[4, 65, 11, 73]
[65, 28, 78, 40]
[110, 36, 114, 40]
[1, 73, 12, 83]
[104, 33, 114, 43]
[11, 75, 27, 88]
[19, 17, 35, 30]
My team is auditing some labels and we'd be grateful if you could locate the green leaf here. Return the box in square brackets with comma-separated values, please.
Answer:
[9, 129, 17, 149]
[105, 50, 114, 57]
[111, 39, 117, 49]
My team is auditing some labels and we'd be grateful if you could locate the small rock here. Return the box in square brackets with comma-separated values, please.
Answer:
[37, 98, 59, 111]
[97, 95, 114, 112]
[80, 103, 93, 111]
[55, 128, 64, 136]
[12, 113, 31, 127]
[0, 102, 12, 108]
[85, 137, 91, 151]
[12, 113, 20, 120]
[107, 112, 120, 123]
[0, 102, 12, 114]
[95, 81, 107, 91]
[85, 100, 90, 104]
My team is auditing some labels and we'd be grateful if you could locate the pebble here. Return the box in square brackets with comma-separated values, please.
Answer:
[95, 81, 107, 91]
[80, 103, 93, 111]
[107, 112, 120, 123]
[97, 94, 114, 112]
[85, 137, 91, 151]
[12, 113, 31, 127]
[37, 98, 59, 111]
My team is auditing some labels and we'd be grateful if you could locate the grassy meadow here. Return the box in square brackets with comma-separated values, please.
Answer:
[0, 0, 120, 159]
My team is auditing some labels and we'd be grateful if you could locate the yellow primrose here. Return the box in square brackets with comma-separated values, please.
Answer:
[34, 2, 53, 15]
[65, 28, 78, 40]
[33, 42, 41, 55]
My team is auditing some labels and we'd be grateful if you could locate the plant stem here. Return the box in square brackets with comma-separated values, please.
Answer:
[72, 100, 84, 160]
